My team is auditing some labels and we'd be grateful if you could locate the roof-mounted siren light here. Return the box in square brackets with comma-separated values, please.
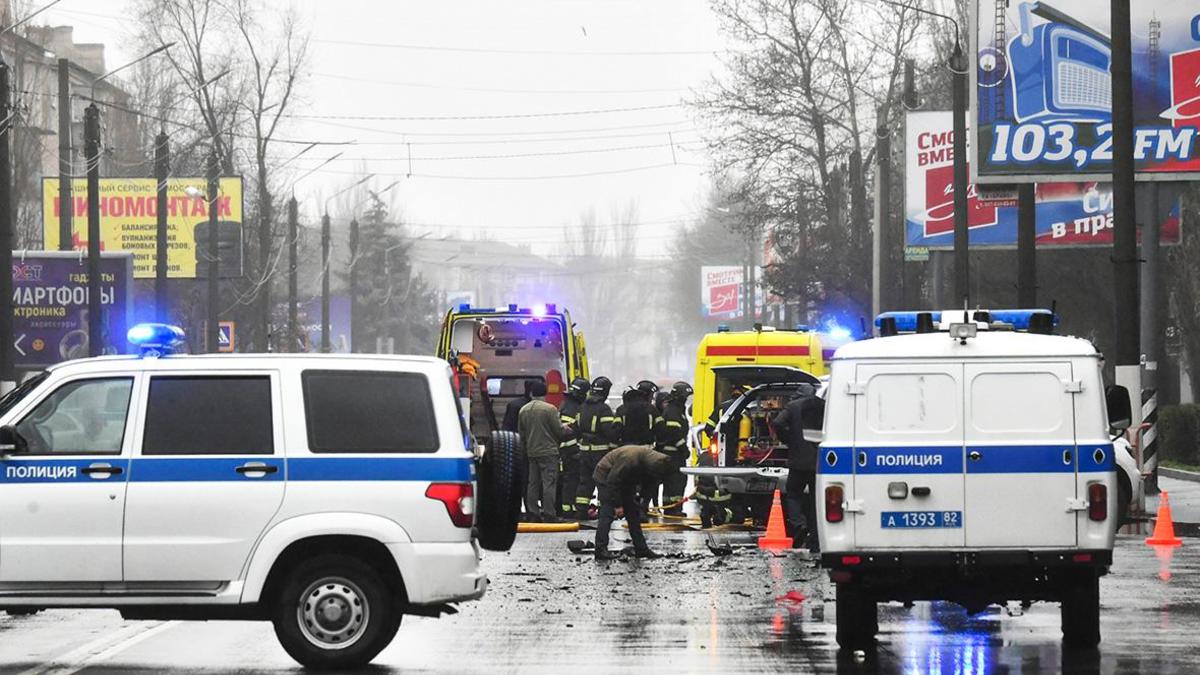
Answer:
[875, 311, 944, 334]
[717, 324, 731, 333]
[990, 309, 1059, 333]
[972, 310, 992, 324]
[1028, 312, 1055, 335]
[508, 303, 518, 312]
[878, 316, 899, 337]
[546, 303, 556, 315]
[128, 323, 185, 358]
[915, 312, 937, 334]
[458, 303, 471, 312]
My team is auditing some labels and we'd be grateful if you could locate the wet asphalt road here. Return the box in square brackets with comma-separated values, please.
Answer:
[0, 480, 1198, 674]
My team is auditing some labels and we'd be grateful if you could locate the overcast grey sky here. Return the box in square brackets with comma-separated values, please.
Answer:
[39, 0, 728, 258]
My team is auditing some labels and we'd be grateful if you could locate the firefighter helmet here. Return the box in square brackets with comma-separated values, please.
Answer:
[568, 377, 591, 397]
[670, 381, 694, 401]
[591, 376, 613, 398]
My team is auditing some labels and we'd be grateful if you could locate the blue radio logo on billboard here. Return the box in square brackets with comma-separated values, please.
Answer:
[973, 1, 1200, 180]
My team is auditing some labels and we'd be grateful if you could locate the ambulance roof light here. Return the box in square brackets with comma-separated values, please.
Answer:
[717, 324, 730, 333]
[127, 323, 185, 358]
[990, 309, 1058, 331]
[458, 303, 471, 311]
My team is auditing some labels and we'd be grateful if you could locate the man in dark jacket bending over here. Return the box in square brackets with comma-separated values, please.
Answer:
[592, 445, 674, 561]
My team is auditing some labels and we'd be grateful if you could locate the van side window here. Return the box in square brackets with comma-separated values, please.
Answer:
[866, 373, 957, 434]
[143, 376, 274, 455]
[970, 372, 1066, 434]
[302, 371, 439, 453]
[15, 378, 132, 455]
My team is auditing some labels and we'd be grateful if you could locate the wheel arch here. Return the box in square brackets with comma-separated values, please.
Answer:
[242, 514, 412, 605]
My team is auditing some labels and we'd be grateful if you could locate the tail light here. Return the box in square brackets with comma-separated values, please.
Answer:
[825, 485, 845, 523]
[1087, 482, 1107, 521]
[709, 437, 720, 464]
[426, 483, 475, 528]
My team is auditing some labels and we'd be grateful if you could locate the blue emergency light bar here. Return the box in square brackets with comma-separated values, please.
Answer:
[874, 309, 1058, 333]
[874, 311, 943, 332]
[453, 303, 559, 316]
[989, 309, 1059, 330]
[127, 323, 185, 357]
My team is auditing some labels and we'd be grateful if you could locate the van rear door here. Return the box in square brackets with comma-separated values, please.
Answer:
[851, 363, 966, 549]
[963, 362, 1078, 548]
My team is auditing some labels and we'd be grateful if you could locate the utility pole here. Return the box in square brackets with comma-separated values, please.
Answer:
[348, 217, 358, 353]
[1140, 181, 1161, 493]
[0, 60, 13, 383]
[951, 40, 969, 306]
[257, 173, 272, 353]
[287, 197, 298, 353]
[1016, 184, 1036, 306]
[1110, 0, 1141, 430]
[154, 132, 169, 321]
[872, 105, 890, 318]
[57, 58, 72, 252]
[206, 146, 220, 353]
[84, 103, 101, 358]
[321, 212, 330, 353]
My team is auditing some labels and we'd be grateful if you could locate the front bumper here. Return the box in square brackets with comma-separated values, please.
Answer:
[388, 541, 488, 606]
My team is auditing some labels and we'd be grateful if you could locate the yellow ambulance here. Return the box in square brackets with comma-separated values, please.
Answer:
[690, 325, 828, 431]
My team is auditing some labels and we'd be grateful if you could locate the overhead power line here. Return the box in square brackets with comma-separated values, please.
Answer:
[312, 38, 724, 57]
[311, 72, 688, 96]
[282, 103, 682, 122]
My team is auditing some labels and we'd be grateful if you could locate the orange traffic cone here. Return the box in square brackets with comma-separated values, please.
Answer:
[1146, 491, 1183, 547]
[758, 489, 793, 550]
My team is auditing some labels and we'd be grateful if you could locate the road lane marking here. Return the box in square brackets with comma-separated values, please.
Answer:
[18, 620, 180, 675]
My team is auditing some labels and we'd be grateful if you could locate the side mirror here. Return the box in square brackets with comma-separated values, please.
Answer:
[0, 425, 26, 455]
[1105, 385, 1132, 432]
[802, 428, 824, 444]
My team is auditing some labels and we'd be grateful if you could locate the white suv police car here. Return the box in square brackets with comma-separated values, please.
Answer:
[0, 325, 522, 669]
[814, 310, 1129, 649]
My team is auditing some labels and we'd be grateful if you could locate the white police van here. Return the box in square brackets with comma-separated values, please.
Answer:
[813, 310, 1130, 649]
[0, 325, 523, 669]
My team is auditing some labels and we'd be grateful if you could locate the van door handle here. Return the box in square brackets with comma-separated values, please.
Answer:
[235, 462, 278, 475]
[82, 463, 123, 477]
[968, 451, 982, 461]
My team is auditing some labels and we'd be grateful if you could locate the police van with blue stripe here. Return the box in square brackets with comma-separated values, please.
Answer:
[814, 310, 1133, 649]
[0, 324, 521, 669]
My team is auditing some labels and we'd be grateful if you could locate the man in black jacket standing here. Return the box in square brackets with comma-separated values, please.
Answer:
[772, 386, 824, 552]
[502, 380, 535, 432]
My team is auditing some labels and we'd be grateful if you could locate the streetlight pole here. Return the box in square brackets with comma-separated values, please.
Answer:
[154, 132, 170, 321]
[951, 41, 969, 307]
[320, 174, 375, 353]
[84, 104, 101, 358]
[0, 59, 12, 382]
[206, 146, 220, 353]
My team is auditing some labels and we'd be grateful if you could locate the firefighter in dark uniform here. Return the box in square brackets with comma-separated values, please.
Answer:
[617, 380, 661, 511]
[556, 378, 589, 518]
[575, 376, 621, 519]
[654, 381, 692, 516]
[695, 384, 747, 528]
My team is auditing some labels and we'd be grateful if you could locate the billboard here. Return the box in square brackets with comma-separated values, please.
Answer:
[10, 252, 133, 370]
[906, 111, 1182, 248]
[972, 1, 1200, 181]
[701, 266, 742, 318]
[42, 177, 244, 279]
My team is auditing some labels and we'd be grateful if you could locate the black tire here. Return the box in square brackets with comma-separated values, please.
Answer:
[272, 554, 401, 670]
[476, 430, 525, 552]
[835, 583, 877, 649]
[1117, 472, 1132, 526]
[1061, 571, 1101, 648]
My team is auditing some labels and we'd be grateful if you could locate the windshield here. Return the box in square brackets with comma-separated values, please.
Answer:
[0, 372, 49, 418]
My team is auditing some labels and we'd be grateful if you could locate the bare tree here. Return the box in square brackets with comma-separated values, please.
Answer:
[693, 0, 923, 318]
[228, 0, 310, 350]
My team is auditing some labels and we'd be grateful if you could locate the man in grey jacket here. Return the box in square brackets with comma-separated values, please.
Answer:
[518, 381, 569, 522]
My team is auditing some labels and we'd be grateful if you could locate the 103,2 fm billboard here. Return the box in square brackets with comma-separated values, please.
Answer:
[905, 111, 1181, 248]
[972, 1, 1200, 181]
[42, 178, 244, 279]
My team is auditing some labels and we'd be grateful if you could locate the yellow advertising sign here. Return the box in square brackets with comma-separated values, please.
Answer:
[42, 177, 244, 279]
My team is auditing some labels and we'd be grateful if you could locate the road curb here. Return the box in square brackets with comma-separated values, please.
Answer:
[1160, 466, 1200, 483]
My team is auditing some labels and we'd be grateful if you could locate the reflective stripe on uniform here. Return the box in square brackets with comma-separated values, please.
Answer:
[575, 496, 592, 505]
[665, 421, 683, 428]
[599, 416, 617, 423]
